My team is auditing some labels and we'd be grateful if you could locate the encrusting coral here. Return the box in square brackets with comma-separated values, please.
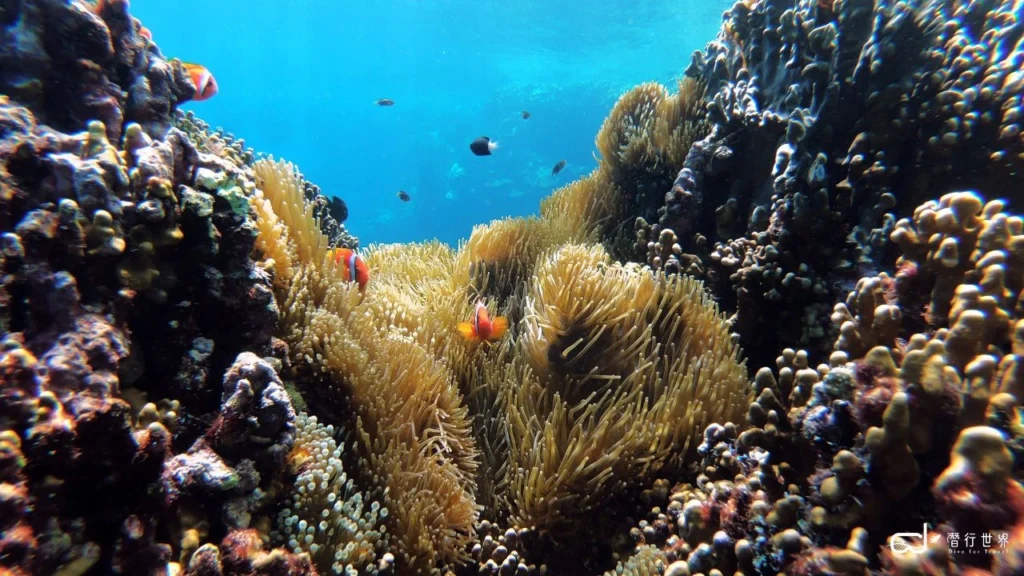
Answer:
[608, 191, 1024, 576]
[654, 0, 1024, 370]
[4, 1, 1024, 576]
[0, 1, 323, 573]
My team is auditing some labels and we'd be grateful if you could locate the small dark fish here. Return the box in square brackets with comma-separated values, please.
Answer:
[521, 110, 531, 120]
[470, 136, 499, 156]
[327, 196, 348, 223]
[397, 190, 411, 202]
[468, 136, 497, 155]
[552, 160, 567, 176]
[376, 99, 394, 106]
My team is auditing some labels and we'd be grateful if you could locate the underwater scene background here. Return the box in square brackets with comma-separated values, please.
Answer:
[0, 1, 1023, 576]
[132, 0, 732, 245]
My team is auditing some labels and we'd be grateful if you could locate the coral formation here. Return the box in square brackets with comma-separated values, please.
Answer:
[2, 1, 1024, 576]
[177, 112, 357, 250]
[0, 3, 310, 573]
[658, 0, 1024, 368]
[609, 191, 1024, 576]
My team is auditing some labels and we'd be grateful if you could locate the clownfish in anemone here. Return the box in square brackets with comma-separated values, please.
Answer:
[329, 247, 369, 291]
[182, 62, 218, 101]
[457, 300, 508, 342]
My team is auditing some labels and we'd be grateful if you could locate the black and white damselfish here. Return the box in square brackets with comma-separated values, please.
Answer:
[469, 136, 499, 156]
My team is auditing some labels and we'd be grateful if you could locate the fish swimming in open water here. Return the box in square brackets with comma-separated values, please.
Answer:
[470, 136, 499, 156]
[552, 160, 567, 176]
[397, 190, 411, 202]
[376, 99, 395, 106]
[327, 196, 348, 224]
[182, 62, 218, 101]
[521, 111, 531, 120]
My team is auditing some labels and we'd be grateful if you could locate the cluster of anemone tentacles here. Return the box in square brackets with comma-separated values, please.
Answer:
[249, 151, 752, 574]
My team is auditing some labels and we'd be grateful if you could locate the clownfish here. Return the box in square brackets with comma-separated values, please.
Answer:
[330, 247, 369, 291]
[183, 62, 218, 102]
[457, 301, 508, 342]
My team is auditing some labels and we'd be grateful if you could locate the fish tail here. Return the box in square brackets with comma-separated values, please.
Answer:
[457, 322, 477, 341]
[489, 316, 509, 340]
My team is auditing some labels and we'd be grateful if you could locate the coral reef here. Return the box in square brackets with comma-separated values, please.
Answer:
[175, 112, 357, 250]
[0, 0, 195, 141]
[3, 1, 1024, 576]
[0, 2, 308, 573]
[610, 190, 1023, 576]
[659, 0, 1024, 368]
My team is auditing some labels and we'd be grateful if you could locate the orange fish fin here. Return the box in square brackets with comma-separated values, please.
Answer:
[488, 316, 509, 340]
[457, 322, 477, 341]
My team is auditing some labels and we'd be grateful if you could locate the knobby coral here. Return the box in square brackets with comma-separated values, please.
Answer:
[609, 191, 1024, 576]
[655, 0, 1024, 370]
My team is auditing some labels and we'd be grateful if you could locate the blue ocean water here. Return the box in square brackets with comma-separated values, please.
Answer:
[134, 0, 730, 246]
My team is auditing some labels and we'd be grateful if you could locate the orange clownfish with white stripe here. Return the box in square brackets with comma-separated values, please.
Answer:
[329, 247, 369, 291]
[182, 62, 219, 102]
[457, 300, 508, 342]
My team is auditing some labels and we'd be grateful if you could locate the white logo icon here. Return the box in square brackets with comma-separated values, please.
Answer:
[889, 525, 932, 555]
